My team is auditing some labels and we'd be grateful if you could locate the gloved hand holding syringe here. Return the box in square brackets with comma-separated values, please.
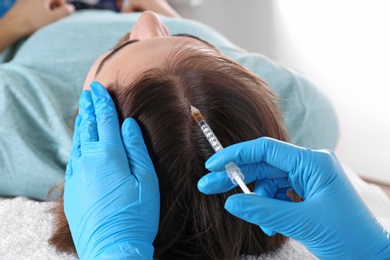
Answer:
[190, 105, 252, 194]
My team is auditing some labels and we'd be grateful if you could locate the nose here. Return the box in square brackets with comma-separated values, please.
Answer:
[130, 11, 170, 41]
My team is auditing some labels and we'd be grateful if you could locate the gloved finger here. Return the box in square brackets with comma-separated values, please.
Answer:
[198, 171, 236, 194]
[253, 179, 279, 236]
[254, 178, 293, 201]
[255, 177, 297, 201]
[65, 114, 81, 180]
[121, 118, 158, 188]
[224, 194, 305, 239]
[260, 225, 276, 236]
[252, 179, 297, 236]
[253, 179, 278, 198]
[274, 187, 293, 202]
[198, 162, 287, 195]
[254, 178, 292, 202]
[79, 90, 96, 142]
[90, 81, 121, 143]
[206, 137, 306, 174]
[79, 90, 98, 144]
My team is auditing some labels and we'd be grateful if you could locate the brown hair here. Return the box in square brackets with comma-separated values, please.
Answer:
[50, 46, 289, 259]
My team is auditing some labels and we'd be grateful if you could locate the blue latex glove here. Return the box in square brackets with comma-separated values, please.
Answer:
[64, 81, 160, 260]
[198, 137, 390, 259]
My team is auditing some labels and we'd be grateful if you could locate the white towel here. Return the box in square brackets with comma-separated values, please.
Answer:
[1, 165, 389, 259]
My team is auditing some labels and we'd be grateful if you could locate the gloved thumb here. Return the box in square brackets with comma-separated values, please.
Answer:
[224, 194, 303, 238]
[121, 118, 158, 185]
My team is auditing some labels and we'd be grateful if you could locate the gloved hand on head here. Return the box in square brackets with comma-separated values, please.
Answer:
[64, 81, 160, 259]
[198, 137, 390, 259]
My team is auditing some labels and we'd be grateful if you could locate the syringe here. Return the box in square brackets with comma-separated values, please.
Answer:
[190, 105, 252, 194]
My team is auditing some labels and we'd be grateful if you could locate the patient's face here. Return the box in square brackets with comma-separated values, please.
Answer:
[83, 11, 215, 90]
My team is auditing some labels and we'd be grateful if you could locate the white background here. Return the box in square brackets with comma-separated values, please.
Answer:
[173, 0, 390, 184]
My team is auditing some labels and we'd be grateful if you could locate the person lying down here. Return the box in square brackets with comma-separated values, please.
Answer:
[49, 11, 294, 259]
[0, 1, 339, 258]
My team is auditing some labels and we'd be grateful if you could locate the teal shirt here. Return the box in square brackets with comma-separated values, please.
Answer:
[0, 11, 339, 200]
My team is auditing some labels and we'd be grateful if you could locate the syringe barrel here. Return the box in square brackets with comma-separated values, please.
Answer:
[198, 119, 223, 153]
[190, 104, 252, 194]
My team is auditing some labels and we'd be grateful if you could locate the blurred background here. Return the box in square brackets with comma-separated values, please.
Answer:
[171, 0, 390, 185]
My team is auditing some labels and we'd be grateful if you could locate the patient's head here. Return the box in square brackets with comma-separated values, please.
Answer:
[50, 49, 289, 259]
[50, 11, 290, 259]
[112, 51, 290, 258]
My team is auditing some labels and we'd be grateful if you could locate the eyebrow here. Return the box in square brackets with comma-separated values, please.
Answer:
[173, 33, 218, 51]
[95, 39, 140, 76]
[94, 33, 217, 77]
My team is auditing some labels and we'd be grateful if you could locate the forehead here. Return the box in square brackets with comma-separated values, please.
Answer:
[94, 37, 214, 87]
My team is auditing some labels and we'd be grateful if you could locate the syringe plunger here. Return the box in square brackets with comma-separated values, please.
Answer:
[225, 162, 252, 194]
